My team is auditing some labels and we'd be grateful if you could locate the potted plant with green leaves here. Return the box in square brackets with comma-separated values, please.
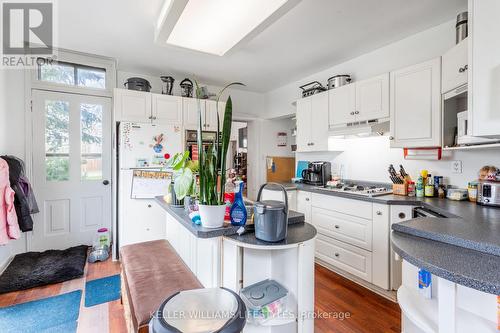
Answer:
[195, 81, 244, 228]
[167, 151, 198, 208]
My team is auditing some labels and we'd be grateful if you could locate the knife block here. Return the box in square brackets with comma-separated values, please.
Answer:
[392, 183, 408, 196]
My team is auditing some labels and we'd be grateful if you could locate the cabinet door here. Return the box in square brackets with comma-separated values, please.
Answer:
[205, 100, 225, 131]
[328, 84, 355, 126]
[183, 98, 203, 130]
[310, 92, 329, 151]
[296, 191, 312, 223]
[114, 88, 151, 122]
[442, 39, 468, 93]
[469, 0, 500, 138]
[355, 73, 389, 122]
[390, 58, 441, 148]
[296, 97, 312, 152]
[371, 204, 390, 290]
[152, 94, 182, 123]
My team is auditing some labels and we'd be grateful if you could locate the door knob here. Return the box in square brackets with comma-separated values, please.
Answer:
[102, 180, 110, 185]
[334, 225, 340, 229]
[389, 136, 394, 140]
[376, 211, 382, 215]
[354, 111, 359, 115]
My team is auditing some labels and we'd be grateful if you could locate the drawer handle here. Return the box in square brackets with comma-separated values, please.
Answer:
[305, 198, 310, 201]
[354, 111, 359, 115]
[334, 225, 340, 229]
[398, 212, 406, 219]
[148, 204, 152, 208]
[376, 211, 382, 216]
[334, 253, 340, 257]
[458, 65, 468, 73]
[350, 112, 355, 115]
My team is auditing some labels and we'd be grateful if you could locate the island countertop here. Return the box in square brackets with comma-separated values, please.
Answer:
[154, 196, 315, 243]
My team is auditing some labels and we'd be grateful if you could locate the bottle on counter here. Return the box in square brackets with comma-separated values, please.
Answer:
[230, 181, 247, 226]
[224, 179, 236, 221]
[416, 176, 425, 197]
[425, 175, 435, 197]
[407, 181, 416, 197]
[468, 182, 478, 202]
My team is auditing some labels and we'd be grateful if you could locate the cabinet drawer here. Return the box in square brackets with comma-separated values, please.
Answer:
[311, 193, 372, 219]
[316, 234, 372, 282]
[312, 207, 372, 251]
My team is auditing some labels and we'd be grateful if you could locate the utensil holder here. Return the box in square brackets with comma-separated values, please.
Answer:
[392, 183, 408, 196]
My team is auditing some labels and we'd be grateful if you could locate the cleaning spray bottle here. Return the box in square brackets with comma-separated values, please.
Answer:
[230, 181, 247, 226]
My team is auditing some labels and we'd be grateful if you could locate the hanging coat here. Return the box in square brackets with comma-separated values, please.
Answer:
[0, 156, 36, 232]
[0, 158, 20, 245]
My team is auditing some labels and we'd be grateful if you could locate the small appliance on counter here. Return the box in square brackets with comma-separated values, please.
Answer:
[254, 183, 288, 242]
[160, 76, 175, 95]
[477, 180, 500, 207]
[327, 74, 352, 89]
[299, 81, 327, 98]
[179, 78, 194, 97]
[301, 161, 331, 186]
[124, 77, 151, 92]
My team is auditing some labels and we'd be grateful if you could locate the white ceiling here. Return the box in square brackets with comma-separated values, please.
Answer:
[57, 0, 467, 92]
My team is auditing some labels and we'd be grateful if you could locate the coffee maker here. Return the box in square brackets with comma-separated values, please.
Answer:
[301, 162, 331, 186]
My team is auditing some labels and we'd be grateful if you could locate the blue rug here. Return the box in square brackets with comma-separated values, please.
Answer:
[85, 274, 121, 307]
[0, 290, 81, 333]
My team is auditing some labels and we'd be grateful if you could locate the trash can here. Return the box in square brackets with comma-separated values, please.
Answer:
[149, 288, 246, 333]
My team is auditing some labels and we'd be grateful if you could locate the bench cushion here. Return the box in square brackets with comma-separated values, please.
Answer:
[120, 240, 202, 332]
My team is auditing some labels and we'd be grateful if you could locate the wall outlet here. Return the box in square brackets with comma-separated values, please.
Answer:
[451, 160, 462, 174]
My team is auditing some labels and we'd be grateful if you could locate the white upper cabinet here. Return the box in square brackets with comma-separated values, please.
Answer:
[468, 0, 500, 138]
[152, 93, 182, 123]
[205, 100, 226, 131]
[390, 58, 442, 148]
[114, 88, 152, 122]
[329, 84, 355, 126]
[296, 97, 312, 152]
[328, 73, 389, 126]
[296, 92, 329, 152]
[183, 98, 202, 129]
[355, 73, 389, 122]
[442, 38, 468, 93]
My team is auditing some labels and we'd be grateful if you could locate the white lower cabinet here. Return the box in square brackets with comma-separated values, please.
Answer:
[165, 213, 220, 288]
[310, 193, 390, 289]
[296, 190, 312, 222]
[316, 234, 373, 282]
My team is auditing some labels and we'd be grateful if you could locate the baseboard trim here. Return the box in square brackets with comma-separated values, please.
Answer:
[315, 258, 397, 303]
[0, 255, 14, 275]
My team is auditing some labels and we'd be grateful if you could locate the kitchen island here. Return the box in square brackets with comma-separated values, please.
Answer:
[154, 196, 317, 333]
[390, 206, 500, 332]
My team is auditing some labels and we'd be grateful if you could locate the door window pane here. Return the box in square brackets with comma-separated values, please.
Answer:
[77, 68, 105, 89]
[40, 63, 75, 85]
[81, 103, 103, 180]
[45, 100, 70, 181]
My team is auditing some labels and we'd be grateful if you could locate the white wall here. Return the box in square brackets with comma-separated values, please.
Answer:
[0, 69, 28, 269]
[117, 71, 266, 120]
[297, 136, 500, 188]
[265, 19, 456, 119]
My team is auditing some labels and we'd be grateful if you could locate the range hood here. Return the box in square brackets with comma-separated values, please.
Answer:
[329, 119, 390, 137]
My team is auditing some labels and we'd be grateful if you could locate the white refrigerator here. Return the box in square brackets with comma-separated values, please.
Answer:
[118, 122, 183, 248]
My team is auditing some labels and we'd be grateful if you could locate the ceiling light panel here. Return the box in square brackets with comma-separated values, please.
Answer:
[165, 0, 289, 56]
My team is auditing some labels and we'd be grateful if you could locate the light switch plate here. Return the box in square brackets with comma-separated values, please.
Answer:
[451, 160, 462, 174]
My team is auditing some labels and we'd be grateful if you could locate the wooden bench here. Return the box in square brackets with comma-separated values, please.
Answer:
[120, 240, 203, 333]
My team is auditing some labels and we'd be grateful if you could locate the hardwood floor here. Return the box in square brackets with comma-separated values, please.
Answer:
[0, 253, 127, 333]
[0, 258, 400, 332]
[315, 264, 401, 333]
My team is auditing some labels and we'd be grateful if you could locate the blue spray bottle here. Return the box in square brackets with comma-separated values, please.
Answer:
[230, 181, 247, 226]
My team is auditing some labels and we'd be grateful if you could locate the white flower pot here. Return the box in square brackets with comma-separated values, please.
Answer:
[198, 204, 226, 229]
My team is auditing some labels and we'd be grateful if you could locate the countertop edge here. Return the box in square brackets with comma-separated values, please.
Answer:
[391, 231, 500, 295]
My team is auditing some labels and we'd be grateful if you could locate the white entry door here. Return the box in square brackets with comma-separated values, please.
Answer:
[31, 90, 112, 251]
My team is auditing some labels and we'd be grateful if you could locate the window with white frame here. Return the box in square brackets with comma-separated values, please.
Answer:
[37, 59, 107, 89]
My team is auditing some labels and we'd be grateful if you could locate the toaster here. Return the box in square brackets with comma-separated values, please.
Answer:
[477, 180, 500, 207]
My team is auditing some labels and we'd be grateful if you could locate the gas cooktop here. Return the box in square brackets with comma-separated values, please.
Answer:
[314, 183, 392, 197]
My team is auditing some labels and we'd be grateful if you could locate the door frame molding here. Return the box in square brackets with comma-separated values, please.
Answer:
[24, 49, 116, 251]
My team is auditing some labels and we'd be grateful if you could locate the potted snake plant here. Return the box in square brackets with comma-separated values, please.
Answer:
[196, 81, 244, 228]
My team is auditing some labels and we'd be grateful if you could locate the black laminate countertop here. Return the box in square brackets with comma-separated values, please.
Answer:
[282, 182, 500, 294]
[154, 196, 310, 241]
